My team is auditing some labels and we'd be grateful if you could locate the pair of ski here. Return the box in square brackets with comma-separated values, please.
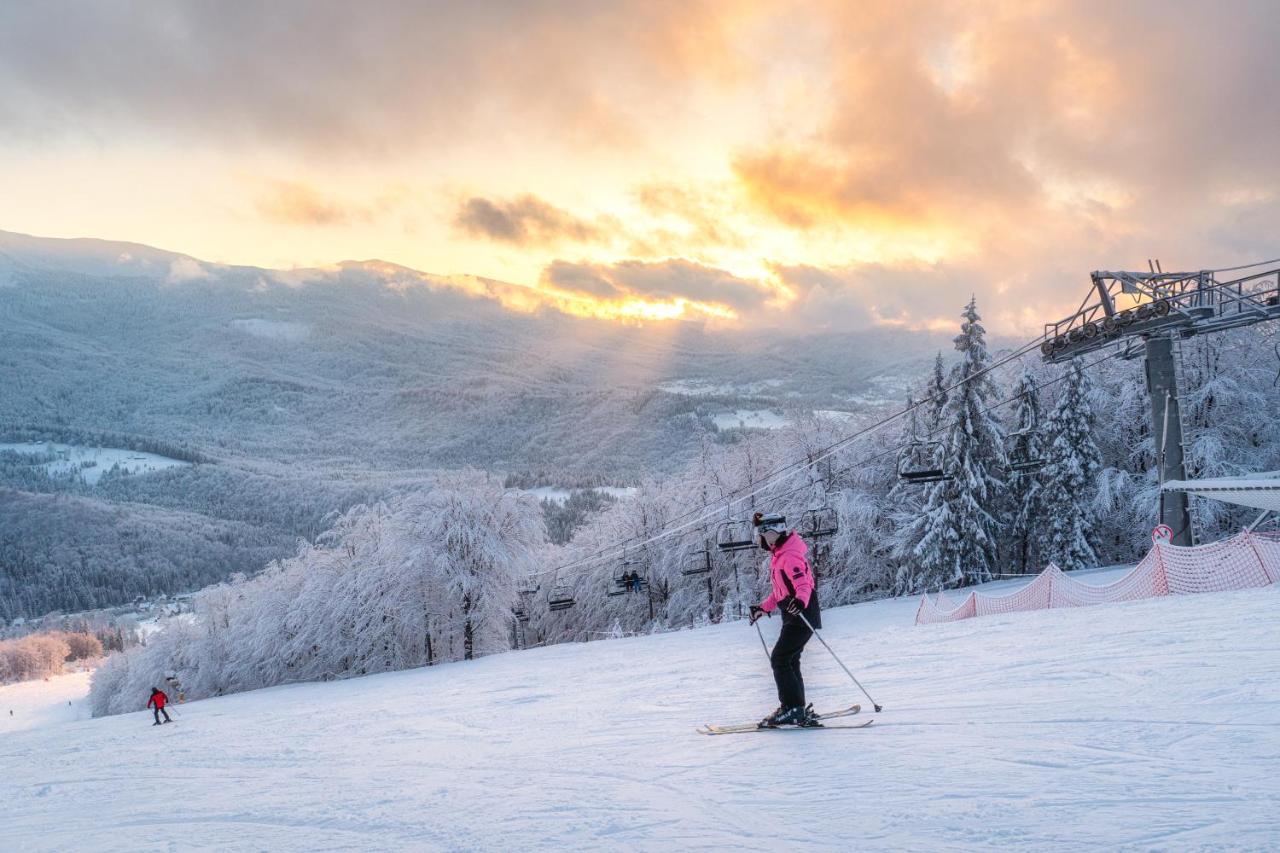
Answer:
[698, 703, 872, 736]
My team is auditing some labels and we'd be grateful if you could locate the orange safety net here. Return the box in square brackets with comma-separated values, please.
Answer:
[915, 531, 1279, 626]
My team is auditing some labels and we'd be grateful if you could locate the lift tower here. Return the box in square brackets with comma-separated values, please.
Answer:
[1040, 265, 1280, 546]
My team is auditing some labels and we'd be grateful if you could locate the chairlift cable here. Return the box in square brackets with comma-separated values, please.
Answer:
[756, 348, 1120, 508]
[533, 337, 1096, 581]
[531, 336, 1116, 581]
[1205, 256, 1280, 275]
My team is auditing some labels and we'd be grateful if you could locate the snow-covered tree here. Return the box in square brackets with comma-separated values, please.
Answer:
[913, 299, 1008, 588]
[406, 474, 545, 660]
[1039, 360, 1102, 570]
[1007, 368, 1045, 573]
[928, 352, 949, 428]
[89, 475, 546, 714]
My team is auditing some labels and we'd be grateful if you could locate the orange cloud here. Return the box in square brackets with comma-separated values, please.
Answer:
[255, 180, 403, 228]
[2, 0, 1279, 335]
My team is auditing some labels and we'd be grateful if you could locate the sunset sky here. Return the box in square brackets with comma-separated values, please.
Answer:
[1, 1, 1278, 332]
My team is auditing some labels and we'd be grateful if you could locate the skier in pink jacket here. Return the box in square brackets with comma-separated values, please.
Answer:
[748, 512, 823, 727]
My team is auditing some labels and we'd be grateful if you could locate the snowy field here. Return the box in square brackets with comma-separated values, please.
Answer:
[711, 409, 790, 430]
[0, 441, 190, 485]
[3, 582, 1279, 852]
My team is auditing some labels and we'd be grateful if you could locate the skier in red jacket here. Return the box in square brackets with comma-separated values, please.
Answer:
[748, 512, 823, 727]
[147, 687, 171, 725]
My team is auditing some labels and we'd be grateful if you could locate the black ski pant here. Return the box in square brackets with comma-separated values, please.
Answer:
[770, 620, 813, 709]
[153, 707, 171, 724]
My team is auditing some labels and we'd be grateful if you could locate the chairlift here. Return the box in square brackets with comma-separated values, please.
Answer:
[898, 441, 952, 484]
[513, 583, 536, 618]
[1006, 429, 1046, 475]
[681, 548, 713, 576]
[799, 506, 838, 538]
[547, 581, 576, 612]
[609, 569, 646, 595]
[716, 519, 758, 551]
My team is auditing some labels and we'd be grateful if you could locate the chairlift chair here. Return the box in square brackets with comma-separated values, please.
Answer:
[897, 441, 952, 484]
[610, 569, 646, 595]
[800, 506, 838, 538]
[1009, 458, 1046, 475]
[547, 582, 576, 612]
[716, 519, 758, 551]
[681, 548, 713, 576]
[1006, 429, 1046, 475]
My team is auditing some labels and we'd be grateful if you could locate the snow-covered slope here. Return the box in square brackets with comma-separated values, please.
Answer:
[0, 671, 93, 734]
[4, 585, 1279, 852]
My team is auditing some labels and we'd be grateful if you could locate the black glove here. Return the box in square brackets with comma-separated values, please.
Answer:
[748, 605, 767, 625]
[781, 596, 803, 617]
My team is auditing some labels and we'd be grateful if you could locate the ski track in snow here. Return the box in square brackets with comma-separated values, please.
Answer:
[3, 586, 1280, 851]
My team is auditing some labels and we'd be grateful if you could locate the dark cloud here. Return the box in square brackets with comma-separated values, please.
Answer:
[541, 260, 621, 298]
[455, 195, 607, 247]
[543, 259, 774, 312]
[0, 0, 737, 155]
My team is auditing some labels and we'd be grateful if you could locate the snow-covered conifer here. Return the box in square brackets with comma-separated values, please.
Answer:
[1039, 360, 1102, 570]
[1007, 368, 1045, 573]
[913, 298, 1007, 587]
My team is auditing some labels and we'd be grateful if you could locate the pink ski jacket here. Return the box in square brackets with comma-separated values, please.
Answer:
[759, 532, 814, 613]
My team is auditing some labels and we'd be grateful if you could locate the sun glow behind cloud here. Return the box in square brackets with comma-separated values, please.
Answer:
[0, 1, 1277, 333]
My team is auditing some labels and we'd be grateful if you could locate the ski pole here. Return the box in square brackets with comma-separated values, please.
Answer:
[796, 612, 883, 713]
[755, 621, 772, 662]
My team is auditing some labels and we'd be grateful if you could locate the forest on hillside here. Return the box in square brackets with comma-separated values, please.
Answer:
[1, 252, 947, 618]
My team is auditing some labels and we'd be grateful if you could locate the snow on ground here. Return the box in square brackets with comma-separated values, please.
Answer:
[0, 441, 190, 485]
[814, 409, 860, 424]
[3, 581, 1279, 852]
[0, 670, 93, 734]
[712, 409, 790, 430]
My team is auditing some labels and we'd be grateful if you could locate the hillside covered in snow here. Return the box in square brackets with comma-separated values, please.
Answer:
[4, 580, 1278, 851]
[0, 229, 944, 619]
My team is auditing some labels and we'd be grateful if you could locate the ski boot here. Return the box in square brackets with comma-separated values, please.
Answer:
[796, 703, 824, 728]
[758, 705, 809, 728]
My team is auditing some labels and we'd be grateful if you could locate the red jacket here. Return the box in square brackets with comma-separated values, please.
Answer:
[148, 691, 168, 710]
